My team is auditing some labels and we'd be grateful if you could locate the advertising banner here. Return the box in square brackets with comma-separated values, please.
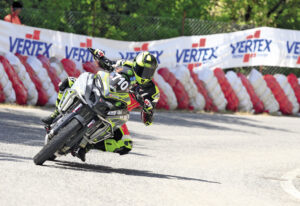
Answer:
[0, 20, 299, 69]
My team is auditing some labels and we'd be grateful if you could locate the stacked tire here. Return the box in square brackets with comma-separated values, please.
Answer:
[225, 71, 253, 112]
[248, 69, 279, 113]
[16, 54, 48, 106]
[27, 56, 57, 105]
[287, 74, 300, 107]
[264, 74, 293, 115]
[5, 53, 38, 105]
[0, 62, 15, 103]
[274, 74, 299, 114]
[170, 65, 205, 111]
[0, 56, 27, 105]
[195, 67, 227, 111]
[238, 73, 264, 113]
[187, 65, 216, 111]
[214, 69, 239, 111]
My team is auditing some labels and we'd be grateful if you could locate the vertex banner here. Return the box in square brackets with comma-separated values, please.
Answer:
[0, 20, 299, 69]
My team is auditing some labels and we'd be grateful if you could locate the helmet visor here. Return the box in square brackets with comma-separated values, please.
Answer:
[134, 64, 155, 79]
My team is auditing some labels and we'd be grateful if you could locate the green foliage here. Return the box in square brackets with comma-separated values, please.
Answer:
[207, 0, 300, 29]
[0, 0, 299, 41]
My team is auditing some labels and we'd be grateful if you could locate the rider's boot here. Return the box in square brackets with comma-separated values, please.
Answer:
[102, 138, 133, 155]
[76, 147, 87, 162]
[41, 109, 59, 125]
[75, 144, 93, 162]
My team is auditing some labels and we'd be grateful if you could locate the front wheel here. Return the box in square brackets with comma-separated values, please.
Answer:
[33, 119, 81, 165]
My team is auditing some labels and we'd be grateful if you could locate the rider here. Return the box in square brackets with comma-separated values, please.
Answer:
[42, 49, 160, 161]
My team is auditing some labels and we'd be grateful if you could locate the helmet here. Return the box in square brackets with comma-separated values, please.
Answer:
[133, 52, 158, 84]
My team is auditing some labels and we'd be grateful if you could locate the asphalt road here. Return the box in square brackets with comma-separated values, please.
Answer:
[0, 106, 300, 206]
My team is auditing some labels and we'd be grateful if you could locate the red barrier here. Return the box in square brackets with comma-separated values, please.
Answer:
[16, 54, 48, 106]
[83, 62, 99, 74]
[187, 64, 217, 111]
[158, 68, 176, 87]
[0, 56, 27, 105]
[61, 59, 81, 78]
[238, 73, 264, 113]
[37, 55, 60, 92]
[287, 74, 300, 105]
[158, 68, 189, 109]
[264, 75, 292, 115]
[153, 80, 169, 110]
[157, 68, 170, 81]
[214, 68, 239, 111]
[174, 80, 190, 109]
[0, 83, 5, 102]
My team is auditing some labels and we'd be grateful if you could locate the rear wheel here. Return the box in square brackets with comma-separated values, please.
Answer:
[33, 119, 81, 165]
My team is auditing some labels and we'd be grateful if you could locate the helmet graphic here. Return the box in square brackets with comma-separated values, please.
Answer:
[133, 52, 158, 84]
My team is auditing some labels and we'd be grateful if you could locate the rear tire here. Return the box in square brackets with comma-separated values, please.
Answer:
[33, 119, 81, 165]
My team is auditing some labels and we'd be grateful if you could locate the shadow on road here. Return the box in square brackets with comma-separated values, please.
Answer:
[46, 160, 221, 184]
[0, 152, 32, 162]
[129, 111, 291, 134]
[0, 109, 45, 147]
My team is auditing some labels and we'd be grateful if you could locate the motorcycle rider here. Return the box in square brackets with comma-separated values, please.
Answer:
[42, 48, 160, 161]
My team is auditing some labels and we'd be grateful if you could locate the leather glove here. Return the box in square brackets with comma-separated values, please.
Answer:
[88, 48, 114, 72]
[88, 48, 105, 61]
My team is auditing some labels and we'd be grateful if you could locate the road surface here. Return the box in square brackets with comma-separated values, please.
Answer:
[0, 106, 300, 206]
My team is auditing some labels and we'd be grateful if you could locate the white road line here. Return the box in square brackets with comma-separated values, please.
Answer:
[281, 169, 300, 199]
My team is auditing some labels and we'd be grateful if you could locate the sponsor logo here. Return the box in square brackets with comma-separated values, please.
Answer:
[9, 30, 53, 57]
[230, 30, 272, 62]
[65, 38, 94, 62]
[176, 38, 218, 67]
[286, 41, 300, 64]
[119, 43, 163, 63]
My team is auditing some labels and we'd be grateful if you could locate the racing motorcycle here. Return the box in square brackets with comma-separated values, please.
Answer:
[33, 67, 135, 165]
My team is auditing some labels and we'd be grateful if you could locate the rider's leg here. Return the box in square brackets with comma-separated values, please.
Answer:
[42, 77, 76, 125]
[75, 124, 132, 162]
[87, 124, 133, 155]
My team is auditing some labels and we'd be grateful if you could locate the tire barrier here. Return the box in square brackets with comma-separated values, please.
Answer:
[1, 51, 300, 115]
[157, 68, 190, 109]
[287, 74, 300, 107]
[187, 65, 216, 111]
[274, 74, 299, 114]
[214, 69, 239, 111]
[248, 69, 279, 113]
[5, 53, 38, 105]
[83, 62, 99, 74]
[238, 73, 264, 113]
[37, 55, 61, 92]
[264, 75, 293, 115]
[152, 79, 170, 110]
[27, 56, 57, 105]
[0, 62, 16, 103]
[16, 54, 48, 106]
[195, 67, 227, 111]
[0, 82, 5, 103]
[50, 57, 69, 81]
[225, 71, 253, 112]
[154, 72, 177, 110]
[0, 56, 28, 105]
[73, 60, 86, 74]
[170, 65, 205, 111]
[61, 59, 81, 78]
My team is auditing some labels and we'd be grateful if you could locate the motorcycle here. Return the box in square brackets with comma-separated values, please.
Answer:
[33, 67, 134, 165]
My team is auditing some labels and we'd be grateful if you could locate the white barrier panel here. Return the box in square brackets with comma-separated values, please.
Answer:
[0, 20, 299, 69]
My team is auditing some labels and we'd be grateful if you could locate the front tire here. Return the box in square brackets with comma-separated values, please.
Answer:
[33, 119, 81, 165]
